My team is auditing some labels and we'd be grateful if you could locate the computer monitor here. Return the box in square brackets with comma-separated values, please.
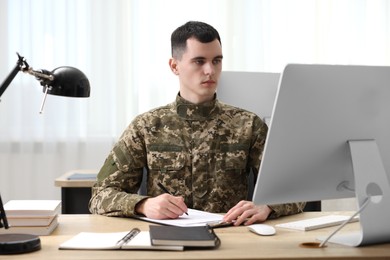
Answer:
[217, 71, 280, 122]
[252, 64, 390, 247]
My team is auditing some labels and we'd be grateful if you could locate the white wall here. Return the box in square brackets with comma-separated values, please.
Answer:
[0, 138, 113, 202]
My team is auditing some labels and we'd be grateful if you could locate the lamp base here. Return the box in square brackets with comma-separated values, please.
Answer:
[0, 233, 41, 254]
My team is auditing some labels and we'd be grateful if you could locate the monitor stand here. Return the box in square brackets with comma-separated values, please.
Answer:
[318, 140, 390, 247]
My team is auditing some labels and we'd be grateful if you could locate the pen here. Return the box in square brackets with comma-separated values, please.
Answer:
[116, 228, 140, 246]
[207, 220, 234, 229]
[157, 182, 171, 194]
[158, 182, 189, 215]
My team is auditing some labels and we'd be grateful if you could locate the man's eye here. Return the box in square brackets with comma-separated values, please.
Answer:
[194, 60, 205, 65]
[213, 59, 222, 65]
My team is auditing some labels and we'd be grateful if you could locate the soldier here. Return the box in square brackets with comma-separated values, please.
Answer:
[89, 21, 305, 226]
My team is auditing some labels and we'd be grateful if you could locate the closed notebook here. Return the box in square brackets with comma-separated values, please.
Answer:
[149, 225, 221, 248]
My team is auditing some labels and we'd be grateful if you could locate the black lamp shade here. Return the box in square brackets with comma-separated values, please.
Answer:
[43, 66, 90, 97]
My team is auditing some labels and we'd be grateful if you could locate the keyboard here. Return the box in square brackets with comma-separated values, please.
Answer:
[275, 215, 359, 231]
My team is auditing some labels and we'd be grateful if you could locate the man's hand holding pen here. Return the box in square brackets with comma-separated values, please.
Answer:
[134, 182, 188, 219]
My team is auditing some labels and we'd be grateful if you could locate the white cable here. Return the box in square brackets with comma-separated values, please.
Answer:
[319, 196, 371, 248]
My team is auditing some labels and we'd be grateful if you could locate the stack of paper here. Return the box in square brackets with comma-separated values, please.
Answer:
[134, 208, 224, 227]
[0, 200, 61, 236]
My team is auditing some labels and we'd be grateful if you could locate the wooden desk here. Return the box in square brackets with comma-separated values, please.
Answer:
[54, 170, 97, 214]
[1, 212, 389, 259]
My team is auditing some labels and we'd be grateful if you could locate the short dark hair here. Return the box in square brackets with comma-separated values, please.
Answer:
[171, 21, 221, 59]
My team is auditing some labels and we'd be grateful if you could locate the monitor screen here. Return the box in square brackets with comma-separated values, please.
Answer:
[252, 64, 390, 246]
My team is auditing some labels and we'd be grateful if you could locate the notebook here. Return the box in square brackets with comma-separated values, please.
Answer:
[59, 228, 183, 251]
[67, 173, 97, 180]
[149, 225, 221, 248]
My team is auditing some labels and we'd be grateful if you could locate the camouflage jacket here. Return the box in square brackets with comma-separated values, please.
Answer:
[89, 94, 305, 218]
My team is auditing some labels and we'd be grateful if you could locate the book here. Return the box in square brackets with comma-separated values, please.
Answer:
[134, 208, 225, 227]
[149, 225, 221, 248]
[0, 215, 59, 236]
[4, 200, 61, 218]
[59, 228, 183, 251]
[6, 214, 56, 227]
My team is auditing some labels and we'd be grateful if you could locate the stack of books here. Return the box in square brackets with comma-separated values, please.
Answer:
[0, 200, 61, 236]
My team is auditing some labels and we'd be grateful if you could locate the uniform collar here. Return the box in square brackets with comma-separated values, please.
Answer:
[175, 93, 220, 121]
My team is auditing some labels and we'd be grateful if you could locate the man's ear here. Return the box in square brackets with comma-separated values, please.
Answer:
[169, 58, 179, 75]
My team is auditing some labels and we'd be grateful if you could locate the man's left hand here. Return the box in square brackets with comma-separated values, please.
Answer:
[222, 200, 272, 226]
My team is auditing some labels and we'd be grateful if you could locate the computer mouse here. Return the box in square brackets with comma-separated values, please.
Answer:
[248, 224, 276, 236]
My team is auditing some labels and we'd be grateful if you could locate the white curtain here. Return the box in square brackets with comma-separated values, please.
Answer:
[1, 0, 390, 201]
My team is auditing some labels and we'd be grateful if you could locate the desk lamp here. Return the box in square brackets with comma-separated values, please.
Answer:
[0, 53, 90, 254]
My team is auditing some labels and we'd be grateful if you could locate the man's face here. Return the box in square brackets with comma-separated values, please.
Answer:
[170, 38, 223, 104]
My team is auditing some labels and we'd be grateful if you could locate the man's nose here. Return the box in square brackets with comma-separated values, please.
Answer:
[204, 62, 215, 75]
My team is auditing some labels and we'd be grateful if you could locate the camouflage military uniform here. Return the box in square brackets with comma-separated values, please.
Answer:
[89, 94, 305, 218]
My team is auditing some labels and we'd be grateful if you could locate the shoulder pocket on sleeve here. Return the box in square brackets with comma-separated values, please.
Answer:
[112, 140, 144, 172]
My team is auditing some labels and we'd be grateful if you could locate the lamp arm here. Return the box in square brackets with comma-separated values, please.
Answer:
[24, 68, 54, 82]
[0, 53, 29, 99]
[0, 60, 22, 98]
[0, 193, 9, 229]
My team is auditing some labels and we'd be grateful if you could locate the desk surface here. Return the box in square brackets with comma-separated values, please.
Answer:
[1, 212, 389, 260]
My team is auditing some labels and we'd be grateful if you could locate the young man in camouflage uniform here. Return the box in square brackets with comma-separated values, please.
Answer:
[89, 21, 305, 226]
